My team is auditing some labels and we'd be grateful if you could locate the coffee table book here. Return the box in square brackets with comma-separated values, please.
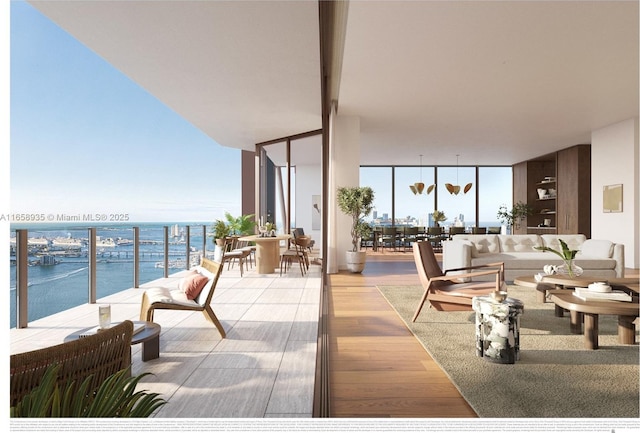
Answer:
[572, 288, 632, 302]
[79, 321, 145, 338]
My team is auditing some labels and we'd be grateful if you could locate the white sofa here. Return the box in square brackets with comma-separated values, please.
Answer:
[442, 234, 624, 282]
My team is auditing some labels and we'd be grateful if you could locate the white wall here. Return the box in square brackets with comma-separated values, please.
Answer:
[591, 117, 639, 269]
[295, 163, 322, 252]
[327, 111, 361, 273]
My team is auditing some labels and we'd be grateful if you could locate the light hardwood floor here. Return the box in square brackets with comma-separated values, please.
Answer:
[327, 250, 639, 418]
[327, 252, 477, 417]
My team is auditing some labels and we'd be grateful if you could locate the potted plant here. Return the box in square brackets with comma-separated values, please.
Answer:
[432, 210, 447, 227]
[211, 219, 230, 261]
[497, 201, 533, 232]
[11, 364, 166, 417]
[336, 186, 375, 273]
[224, 212, 256, 236]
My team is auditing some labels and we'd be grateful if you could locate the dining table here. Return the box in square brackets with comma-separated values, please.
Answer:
[238, 234, 292, 274]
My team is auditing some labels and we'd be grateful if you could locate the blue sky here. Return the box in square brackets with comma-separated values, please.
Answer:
[7, 1, 241, 224]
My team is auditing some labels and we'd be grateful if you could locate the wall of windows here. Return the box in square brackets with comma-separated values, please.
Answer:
[360, 165, 512, 230]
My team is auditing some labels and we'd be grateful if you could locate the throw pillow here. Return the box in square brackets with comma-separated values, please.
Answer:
[180, 273, 209, 300]
[578, 239, 613, 258]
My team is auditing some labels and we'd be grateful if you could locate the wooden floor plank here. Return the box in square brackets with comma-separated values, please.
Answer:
[327, 252, 477, 418]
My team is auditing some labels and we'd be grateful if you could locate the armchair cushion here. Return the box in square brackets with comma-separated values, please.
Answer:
[180, 273, 209, 300]
[578, 239, 614, 258]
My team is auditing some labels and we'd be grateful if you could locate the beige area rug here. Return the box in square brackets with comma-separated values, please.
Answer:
[377, 285, 639, 418]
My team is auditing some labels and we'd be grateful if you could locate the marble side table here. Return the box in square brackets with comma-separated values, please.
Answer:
[472, 295, 524, 364]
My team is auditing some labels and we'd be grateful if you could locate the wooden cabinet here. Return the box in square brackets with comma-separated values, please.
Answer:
[513, 145, 590, 237]
[556, 145, 591, 237]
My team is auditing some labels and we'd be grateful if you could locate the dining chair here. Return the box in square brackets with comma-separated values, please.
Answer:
[487, 226, 502, 234]
[379, 226, 401, 252]
[412, 240, 506, 321]
[402, 226, 419, 252]
[280, 235, 308, 276]
[472, 227, 487, 234]
[427, 226, 446, 252]
[221, 236, 250, 276]
[448, 226, 466, 239]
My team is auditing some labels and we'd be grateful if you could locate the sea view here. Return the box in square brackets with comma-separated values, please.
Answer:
[8, 222, 213, 329]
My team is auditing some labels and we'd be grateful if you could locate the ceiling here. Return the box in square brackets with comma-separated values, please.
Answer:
[29, 1, 638, 167]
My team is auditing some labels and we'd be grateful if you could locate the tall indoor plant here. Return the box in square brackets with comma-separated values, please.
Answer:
[497, 201, 533, 233]
[336, 186, 375, 273]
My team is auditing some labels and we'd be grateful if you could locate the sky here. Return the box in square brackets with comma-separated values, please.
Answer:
[6, 1, 242, 225]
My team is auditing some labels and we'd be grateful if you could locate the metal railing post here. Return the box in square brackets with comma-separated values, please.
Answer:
[88, 227, 97, 303]
[202, 225, 207, 260]
[16, 229, 29, 328]
[163, 226, 169, 278]
[185, 225, 191, 269]
[133, 226, 140, 288]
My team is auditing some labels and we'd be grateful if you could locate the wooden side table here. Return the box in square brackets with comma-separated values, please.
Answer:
[65, 321, 161, 361]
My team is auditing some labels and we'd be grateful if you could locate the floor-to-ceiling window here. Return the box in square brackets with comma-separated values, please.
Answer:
[394, 166, 435, 227]
[360, 167, 393, 225]
[257, 131, 323, 248]
[479, 167, 513, 228]
[360, 165, 512, 230]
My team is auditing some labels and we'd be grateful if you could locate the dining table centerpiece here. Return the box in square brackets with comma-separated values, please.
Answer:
[534, 238, 583, 278]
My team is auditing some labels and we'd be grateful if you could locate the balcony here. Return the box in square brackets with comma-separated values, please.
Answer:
[10, 227, 323, 418]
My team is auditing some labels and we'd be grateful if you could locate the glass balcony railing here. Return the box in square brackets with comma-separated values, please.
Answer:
[9, 223, 211, 329]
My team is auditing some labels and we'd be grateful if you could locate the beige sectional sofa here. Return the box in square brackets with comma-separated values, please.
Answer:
[442, 234, 624, 282]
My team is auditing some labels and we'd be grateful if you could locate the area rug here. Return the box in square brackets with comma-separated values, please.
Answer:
[377, 285, 639, 418]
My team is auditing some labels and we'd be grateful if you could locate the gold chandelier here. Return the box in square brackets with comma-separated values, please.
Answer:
[445, 154, 472, 195]
[410, 155, 435, 195]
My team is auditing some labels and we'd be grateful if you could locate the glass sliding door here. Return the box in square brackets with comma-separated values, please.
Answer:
[258, 132, 322, 250]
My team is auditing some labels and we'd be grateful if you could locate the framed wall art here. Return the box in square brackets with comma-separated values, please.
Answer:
[603, 184, 623, 213]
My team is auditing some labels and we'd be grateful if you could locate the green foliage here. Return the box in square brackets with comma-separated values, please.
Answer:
[211, 219, 231, 240]
[432, 210, 447, 224]
[336, 186, 375, 252]
[535, 239, 579, 261]
[534, 239, 580, 277]
[496, 201, 533, 227]
[11, 364, 166, 418]
[224, 212, 256, 235]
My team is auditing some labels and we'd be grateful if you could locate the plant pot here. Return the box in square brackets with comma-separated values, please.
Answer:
[345, 251, 367, 273]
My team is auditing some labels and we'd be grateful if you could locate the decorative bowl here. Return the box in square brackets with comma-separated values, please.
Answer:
[588, 282, 611, 293]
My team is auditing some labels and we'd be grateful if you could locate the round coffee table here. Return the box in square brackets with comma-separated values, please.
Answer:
[549, 292, 639, 350]
[65, 321, 161, 361]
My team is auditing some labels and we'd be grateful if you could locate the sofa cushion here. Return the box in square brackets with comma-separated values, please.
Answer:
[577, 239, 614, 258]
[540, 234, 586, 252]
[456, 235, 500, 257]
[498, 235, 541, 252]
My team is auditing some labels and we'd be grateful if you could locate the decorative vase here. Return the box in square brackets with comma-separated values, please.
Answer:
[556, 262, 583, 278]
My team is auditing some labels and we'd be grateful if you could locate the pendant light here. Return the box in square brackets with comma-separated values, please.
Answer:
[445, 154, 473, 195]
[409, 155, 436, 195]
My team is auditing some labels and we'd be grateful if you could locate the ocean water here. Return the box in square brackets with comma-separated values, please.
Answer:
[9, 223, 212, 329]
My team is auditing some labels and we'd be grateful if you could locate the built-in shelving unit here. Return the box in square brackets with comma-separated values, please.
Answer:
[513, 145, 591, 237]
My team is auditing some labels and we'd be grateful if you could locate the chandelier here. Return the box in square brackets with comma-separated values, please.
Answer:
[409, 155, 435, 195]
[445, 154, 472, 195]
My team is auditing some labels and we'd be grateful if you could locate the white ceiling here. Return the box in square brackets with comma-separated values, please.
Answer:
[29, 1, 638, 167]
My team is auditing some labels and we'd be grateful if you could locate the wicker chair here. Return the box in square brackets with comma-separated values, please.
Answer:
[10, 320, 133, 408]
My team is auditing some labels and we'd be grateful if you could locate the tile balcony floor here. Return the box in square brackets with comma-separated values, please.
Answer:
[9, 257, 323, 418]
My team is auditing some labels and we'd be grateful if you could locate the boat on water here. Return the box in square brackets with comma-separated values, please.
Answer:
[115, 237, 133, 246]
[51, 235, 83, 249]
[155, 258, 187, 269]
[95, 237, 116, 248]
